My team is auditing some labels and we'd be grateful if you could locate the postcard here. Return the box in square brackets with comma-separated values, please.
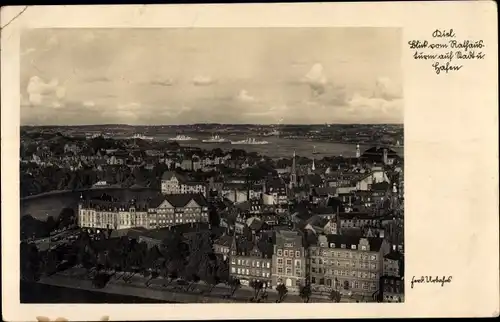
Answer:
[1, 2, 498, 321]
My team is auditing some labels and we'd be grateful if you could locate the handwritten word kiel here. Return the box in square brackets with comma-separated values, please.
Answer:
[410, 275, 453, 289]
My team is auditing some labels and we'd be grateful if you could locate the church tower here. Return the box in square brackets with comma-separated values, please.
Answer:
[290, 151, 297, 188]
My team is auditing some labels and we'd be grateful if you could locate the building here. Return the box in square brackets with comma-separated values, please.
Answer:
[161, 171, 207, 196]
[271, 230, 306, 292]
[380, 275, 404, 302]
[355, 168, 390, 191]
[78, 193, 209, 231]
[213, 233, 234, 260]
[229, 234, 274, 288]
[147, 193, 209, 229]
[383, 248, 403, 277]
[263, 178, 288, 205]
[307, 234, 391, 297]
[77, 199, 150, 231]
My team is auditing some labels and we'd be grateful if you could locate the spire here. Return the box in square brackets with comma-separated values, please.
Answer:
[312, 158, 316, 171]
[356, 144, 361, 159]
[290, 150, 297, 188]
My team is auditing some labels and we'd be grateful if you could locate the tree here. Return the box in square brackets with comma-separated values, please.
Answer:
[46, 216, 57, 233]
[20, 242, 41, 282]
[215, 257, 230, 283]
[329, 289, 342, 303]
[228, 278, 241, 297]
[185, 273, 200, 292]
[250, 280, 264, 299]
[276, 284, 288, 303]
[44, 250, 59, 276]
[299, 283, 312, 303]
[205, 274, 221, 294]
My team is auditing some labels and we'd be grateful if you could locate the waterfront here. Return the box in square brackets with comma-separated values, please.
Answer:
[117, 134, 403, 159]
[21, 188, 157, 220]
[21, 280, 171, 303]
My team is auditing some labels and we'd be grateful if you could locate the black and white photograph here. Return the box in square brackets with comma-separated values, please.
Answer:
[18, 27, 405, 304]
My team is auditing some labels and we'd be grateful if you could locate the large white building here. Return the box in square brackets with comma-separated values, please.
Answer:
[77, 193, 209, 231]
[161, 171, 207, 196]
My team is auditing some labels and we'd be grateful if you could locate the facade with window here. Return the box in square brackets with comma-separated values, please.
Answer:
[271, 230, 306, 292]
[78, 200, 149, 230]
[308, 234, 391, 297]
[161, 171, 207, 196]
[78, 194, 209, 231]
[229, 235, 273, 287]
[147, 193, 209, 229]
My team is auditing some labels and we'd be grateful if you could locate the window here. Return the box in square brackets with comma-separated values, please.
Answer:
[267, 262, 270, 268]
[312, 258, 316, 264]
[341, 244, 346, 249]
[312, 267, 316, 273]
[371, 255, 376, 261]
[277, 249, 282, 256]
[296, 251, 300, 257]
[284, 250, 288, 257]
[311, 277, 316, 284]
[361, 245, 367, 251]
[286, 259, 292, 266]
[237, 259, 241, 265]
[277, 267, 283, 274]
[319, 259, 323, 265]
[231, 267, 236, 273]
[351, 245, 357, 250]
[237, 268, 241, 274]
[252, 261, 255, 267]
[286, 267, 292, 275]
[277, 258, 283, 265]
[256, 261, 260, 267]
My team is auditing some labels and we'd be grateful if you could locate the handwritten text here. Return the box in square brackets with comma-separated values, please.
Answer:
[408, 29, 486, 75]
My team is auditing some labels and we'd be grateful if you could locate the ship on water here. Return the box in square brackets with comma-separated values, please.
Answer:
[202, 135, 230, 143]
[168, 134, 197, 141]
[230, 137, 269, 145]
[86, 132, 110, 139]
[130, 133, 154, 141]
[312, 145, 320, 155]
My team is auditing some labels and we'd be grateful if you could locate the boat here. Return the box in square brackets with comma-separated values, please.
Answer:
[202, 135, 230, 143]
[230, 137, 269, 145]
[168, 135, 197, 141]
[312, 146, 320, 155]
[263, 130, 280, 137]
[131, 133, 154, 141]
[86, 133, 104, 139]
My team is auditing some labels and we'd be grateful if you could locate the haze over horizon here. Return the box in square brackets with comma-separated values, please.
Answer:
[21, 28, 403, 126]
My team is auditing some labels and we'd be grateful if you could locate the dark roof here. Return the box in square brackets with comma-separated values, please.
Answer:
[372, 181, 390, 191]
[161, 171, 187, 182]
[311, 206, 335, 215]
[149, 193, 208, 208]
[313, 187, 336, 196]
[324, 235, 384, 251]
[214, 234, 233, 247]
[304, 174, 323, 186]
[384, 251, 403, 261]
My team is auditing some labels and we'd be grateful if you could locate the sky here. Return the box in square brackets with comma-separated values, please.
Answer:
[20, 28, 403, 125]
